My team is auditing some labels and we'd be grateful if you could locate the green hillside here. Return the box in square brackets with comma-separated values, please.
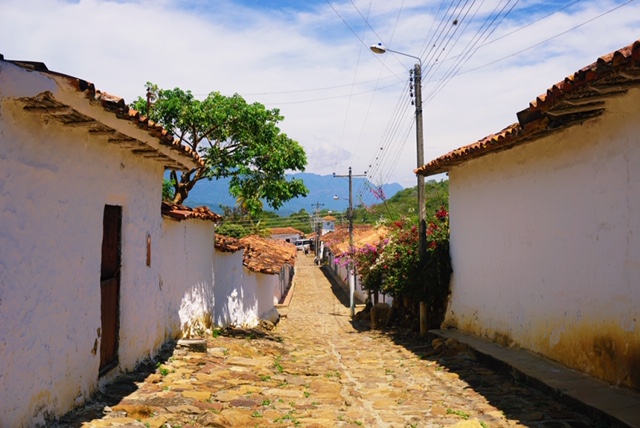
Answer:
[216, 179, 448, 238]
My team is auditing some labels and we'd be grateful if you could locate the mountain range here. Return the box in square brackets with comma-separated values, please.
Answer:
[183, 172, 403, 216]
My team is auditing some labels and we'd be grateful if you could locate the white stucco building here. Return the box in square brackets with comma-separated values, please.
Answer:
[269, 226, 303, 243]
[239, 235, 297, 322]
[417, 40, 640, 390]
[213, 235, 254, 327]
[0, 57, 203, 427]
[213, 235, 297, 327]
[321, 215, 336, 235]
[160, 203, 222, 337]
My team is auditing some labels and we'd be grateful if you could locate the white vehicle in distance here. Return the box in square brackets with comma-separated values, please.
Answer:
[294, 239, 313, 252]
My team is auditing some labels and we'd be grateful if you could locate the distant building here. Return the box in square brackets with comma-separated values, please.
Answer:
[269, 226, 304, 243]
[321, 215, 336, 235]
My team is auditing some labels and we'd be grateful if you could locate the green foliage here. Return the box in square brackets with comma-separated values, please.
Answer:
[338, 207, 452, 327]
[353, 179, 448, 224]
[131, 83, 308, 213]
[217, 207, 316, 237]
[216, 222, 249, 239]
[162, 178, 175, 201]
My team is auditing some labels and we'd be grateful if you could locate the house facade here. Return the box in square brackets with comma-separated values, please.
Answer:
[416, 40, 640, 390]
[322, 215, 336, 235]
[269, 226, 304, 243]
[0, 57, 200, 427]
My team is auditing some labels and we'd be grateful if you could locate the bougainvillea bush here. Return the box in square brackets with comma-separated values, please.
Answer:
[338, 208, 452, 327]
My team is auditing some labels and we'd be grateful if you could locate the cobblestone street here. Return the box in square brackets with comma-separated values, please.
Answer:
[56, 254, 597, 427]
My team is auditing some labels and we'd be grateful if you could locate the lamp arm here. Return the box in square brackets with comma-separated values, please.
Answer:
[384, 48, 422, 65]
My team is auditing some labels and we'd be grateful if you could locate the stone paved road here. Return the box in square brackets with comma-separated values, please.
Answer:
[55, 254, 599, 427]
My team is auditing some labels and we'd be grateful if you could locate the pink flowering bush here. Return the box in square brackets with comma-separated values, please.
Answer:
[338, 208, 451, 321]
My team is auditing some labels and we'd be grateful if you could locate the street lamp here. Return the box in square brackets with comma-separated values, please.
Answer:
[370, 43, 428, 336]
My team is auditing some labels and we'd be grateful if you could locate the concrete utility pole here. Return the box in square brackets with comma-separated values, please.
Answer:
[413, 62, 428, 338]
[311, 202, 324, 263]
[370, 43, 428, 336]
[333, 167, 366, 318]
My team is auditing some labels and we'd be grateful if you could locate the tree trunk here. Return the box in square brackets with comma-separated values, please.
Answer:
[171, 168, 203, 205]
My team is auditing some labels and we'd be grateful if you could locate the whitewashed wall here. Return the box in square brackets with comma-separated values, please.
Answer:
[327, 254, 369, 303]
[160, 219, 215, 337]
[0, 62, 172, 427]
[444, 88, 640, 389]
[252, 270, 280, 323]
[212, 249, 257, 327]
[271, 233, 300, 243]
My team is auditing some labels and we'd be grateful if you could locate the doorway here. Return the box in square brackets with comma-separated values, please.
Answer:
[99, 205, 121, 376]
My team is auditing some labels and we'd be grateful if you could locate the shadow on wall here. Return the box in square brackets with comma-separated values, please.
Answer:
[51, 342, 176, 427]
[177, 280, 217, 338]
[215, 285, 259, 328]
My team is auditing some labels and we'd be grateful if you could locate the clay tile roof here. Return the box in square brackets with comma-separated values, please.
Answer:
[239, 235, 297, 275]
[322, 225, 388, 255]
[161, 202, 222, 223]
[214, 235, 245, 253]
[323, 215, 337, 221]
[416, 39, 640, 177]
[1, 55, 203, 170]
[269, 227, 304, 236]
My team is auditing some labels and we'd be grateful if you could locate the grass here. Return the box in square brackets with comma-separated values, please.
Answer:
[273, 356, 284, 374]
[274, 410, 300, 426]
[155, 362, 170, 377]
[446, 408, 470, 420]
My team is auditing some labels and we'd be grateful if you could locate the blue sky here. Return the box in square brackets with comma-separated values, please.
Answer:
[1, 0, 639, 204]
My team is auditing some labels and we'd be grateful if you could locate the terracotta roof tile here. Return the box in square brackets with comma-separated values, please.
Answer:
[269, 227, 304, 236]
[239, 235, 297, 274]
[1, 56, 203, 170]
[323, 215, 337, 221]
[416, 39, 640, 176]
[161, 202, 222, 223]
[214, 235, 245, 253]
[322, 225, 388, 255]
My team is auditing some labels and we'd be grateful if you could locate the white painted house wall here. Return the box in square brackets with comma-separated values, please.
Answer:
[444, 88, 640, 389]
[250, 270, 280, 322]
[212, 249, 257, 327]
[326, 254, 368, 303]
[160, 219, 215, 337]
[322, 218, 335, 235]
[271, 232, 301, 243]
[0, 61, 196, 427]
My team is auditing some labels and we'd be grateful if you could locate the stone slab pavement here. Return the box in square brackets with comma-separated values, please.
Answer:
[55, 254, 615, 427]
[429, 329, 640, 428]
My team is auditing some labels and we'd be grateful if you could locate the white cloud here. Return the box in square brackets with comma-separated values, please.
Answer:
[1, 0, 639, 192]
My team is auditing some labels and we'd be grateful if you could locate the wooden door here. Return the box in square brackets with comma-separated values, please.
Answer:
[99, 205, 121, 376]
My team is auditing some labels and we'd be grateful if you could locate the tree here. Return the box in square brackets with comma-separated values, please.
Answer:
[131, 83, 308, 213]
